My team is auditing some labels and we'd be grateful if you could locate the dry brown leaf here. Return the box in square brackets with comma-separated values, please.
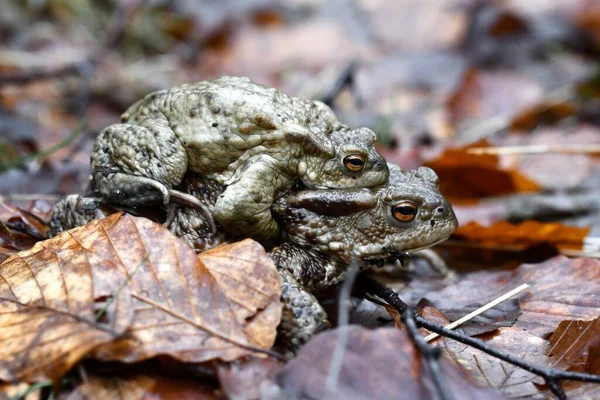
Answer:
[0, 213, 280, 383]
[0, 220, 39, 263]
[399, 256, 600, 338]
[548, 317, 600, 373]
[199, 242, 281, 350]
[438, 327, 551, 398]
[447, 68, 481, 127]
[275, 326, 505, 399]
[453, 220, 590, 252]
[383, 256, 600, 397]
[509, 101, 578, 131]
[0, 202, 51, 262]
[571, 0, 600, 50]
[384, 257, 600, 398]
[424, 140, 541, 202]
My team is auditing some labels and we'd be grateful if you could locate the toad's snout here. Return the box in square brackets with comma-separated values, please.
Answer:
[423, 198, 457, 230]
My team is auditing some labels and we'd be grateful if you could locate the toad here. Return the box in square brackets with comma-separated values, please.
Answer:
[50, 164, 457, 351]
[91, 76, 389, 243]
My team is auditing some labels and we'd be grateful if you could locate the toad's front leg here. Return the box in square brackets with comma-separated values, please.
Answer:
[91, 122, 188, 206]
[214, 154, 291, 244]
[91, 122, 215, 230]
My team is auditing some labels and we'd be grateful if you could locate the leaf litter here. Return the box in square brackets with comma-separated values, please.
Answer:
[0, 213, 280, 383]
[2, 0, 600, 398]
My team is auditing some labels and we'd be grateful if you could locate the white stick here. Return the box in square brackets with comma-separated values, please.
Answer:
[424, 283, 530, 342]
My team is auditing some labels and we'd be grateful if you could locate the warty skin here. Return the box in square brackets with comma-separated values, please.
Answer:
[50, 164, 457, 352]
[90, 76, 388, 243]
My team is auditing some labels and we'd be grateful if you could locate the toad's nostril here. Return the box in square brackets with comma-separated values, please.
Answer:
[437, 207, 444, 213]
[430, 220, 435, 227]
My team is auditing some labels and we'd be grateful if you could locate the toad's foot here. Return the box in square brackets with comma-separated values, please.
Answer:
[94, 170, 216, 234]
[94, 170, 172, 205]
[167, 190, 216, 234]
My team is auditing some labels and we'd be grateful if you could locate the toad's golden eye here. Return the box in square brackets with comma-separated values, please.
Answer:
[392, 202, 418, 222]
[343, 154, 366, 172]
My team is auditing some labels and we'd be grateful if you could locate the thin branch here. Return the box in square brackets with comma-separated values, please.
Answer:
[318, 61, 359, 107]
[360, 275, 600, 400]
[358, 277, 453, 400]
[402, 308, 454, 400]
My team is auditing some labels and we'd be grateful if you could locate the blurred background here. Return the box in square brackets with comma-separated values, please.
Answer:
[2, 0, 600, 253]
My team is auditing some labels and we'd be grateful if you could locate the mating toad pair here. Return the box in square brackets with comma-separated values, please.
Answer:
[53, 76, 458, 349]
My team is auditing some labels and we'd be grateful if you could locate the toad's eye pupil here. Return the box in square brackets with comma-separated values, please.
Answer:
[396, 206, 415, 215]
[344, 155, 366, 172]
[392, 202, 417, 222]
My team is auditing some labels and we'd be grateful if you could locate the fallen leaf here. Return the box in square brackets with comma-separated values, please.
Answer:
[0, 219, 41, 263]
[437, 327, 551, 398]
[570, 0, 600, 50]
[547, 317, 600, 373]
[424, 140, 541, 202]
[0, 213, 280, 383]
[509, 101, 578, 131]
[0, 201, 53, 263]
[447, 68, 481, 127]
[453, 220, 590, 252]
[398, 256, 600, 339]
[275, 326, 505, 400]
[197, 241, 282, 350]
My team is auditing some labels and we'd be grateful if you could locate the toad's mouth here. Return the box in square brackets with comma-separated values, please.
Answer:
[364, 235, 451, 266]
[402, 236, 451, 253]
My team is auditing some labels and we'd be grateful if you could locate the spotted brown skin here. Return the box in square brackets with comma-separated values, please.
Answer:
[50, 164, 456, 353]
[91, 76, 388, 243]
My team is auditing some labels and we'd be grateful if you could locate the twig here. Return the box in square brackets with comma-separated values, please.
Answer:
[325, 261, 359, 398]
[318, 61, 359, 107]
[467, 144, 600, 156]
[360, 276, 600, 400]
[424, 283, 529, 342]
[402, 308, 454, 400]
[358, 277, 453, 400]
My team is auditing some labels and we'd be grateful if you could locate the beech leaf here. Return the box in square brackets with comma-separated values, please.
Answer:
[0, 213, 281, 383]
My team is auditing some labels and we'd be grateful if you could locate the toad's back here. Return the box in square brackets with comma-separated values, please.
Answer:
[121, 76, 342, 178]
